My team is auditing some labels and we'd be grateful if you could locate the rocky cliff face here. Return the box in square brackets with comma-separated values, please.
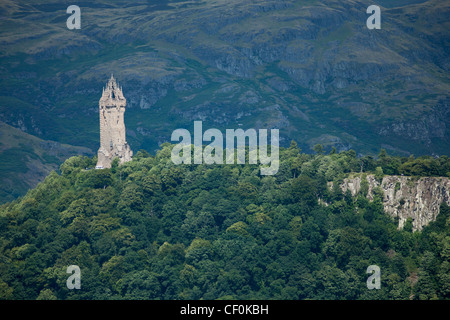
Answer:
[334, 174, 450, 231]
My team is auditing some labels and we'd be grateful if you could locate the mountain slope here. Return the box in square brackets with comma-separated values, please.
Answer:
[0, 121, 93, 203]
[0, 0, 448, 155]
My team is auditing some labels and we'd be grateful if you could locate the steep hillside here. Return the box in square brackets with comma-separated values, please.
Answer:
[0, 121, 92, 203]
[0, 0, 448, 158]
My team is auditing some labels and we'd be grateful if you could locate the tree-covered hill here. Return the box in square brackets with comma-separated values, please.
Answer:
[0, 143, 449, 300]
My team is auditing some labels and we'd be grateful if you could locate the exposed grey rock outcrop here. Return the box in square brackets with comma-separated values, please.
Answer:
[332, 174, 450, 231]
[377, 101, 449, 147]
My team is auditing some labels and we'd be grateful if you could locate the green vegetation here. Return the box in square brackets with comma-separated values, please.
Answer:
[0, 143, 449, 300]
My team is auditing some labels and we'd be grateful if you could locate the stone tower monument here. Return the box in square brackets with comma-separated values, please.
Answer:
[96, 75, 133, 169]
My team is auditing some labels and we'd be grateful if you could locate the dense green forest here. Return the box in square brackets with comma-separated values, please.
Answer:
[0, 142, 449, 300]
